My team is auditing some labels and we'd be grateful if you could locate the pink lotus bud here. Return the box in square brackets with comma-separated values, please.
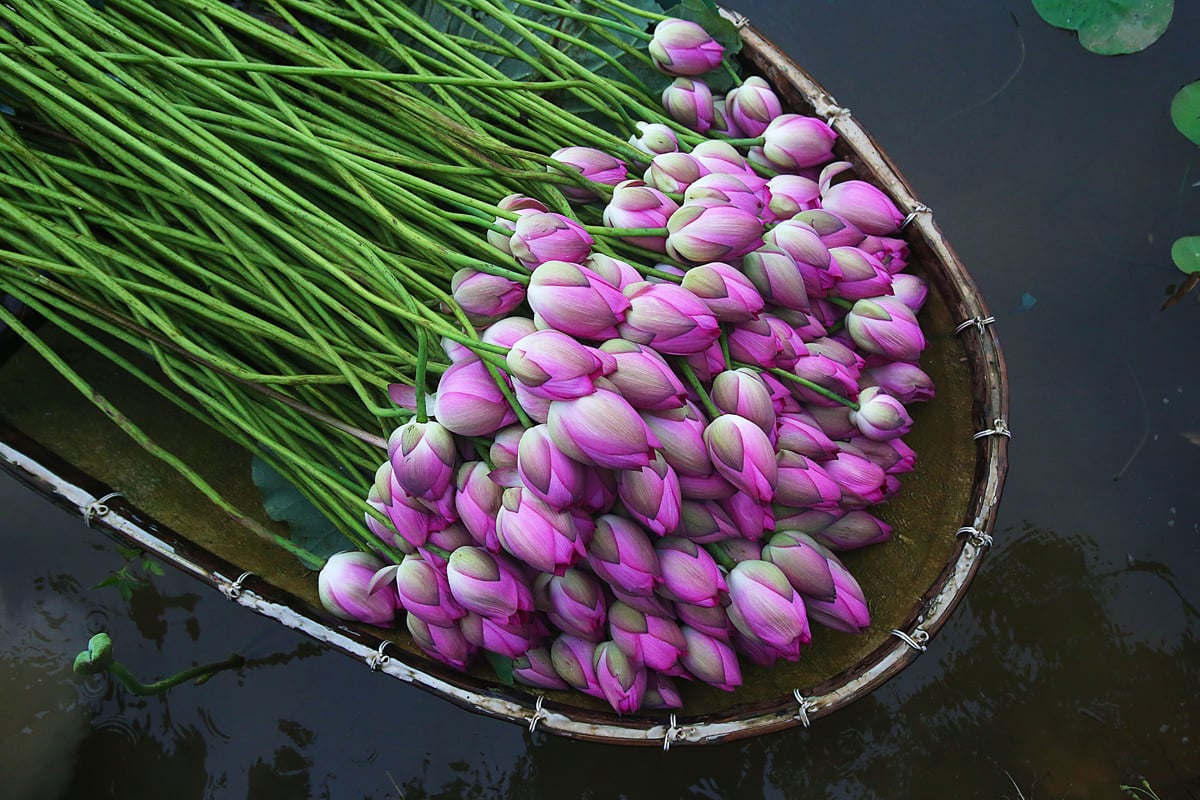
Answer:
[732, 627, 794, 667]
[446, 546, 534, 622]
[762, 219, 837, 298]
[407, 615, 475, 670]
[587, 514, 662, 596]
[496, 487, 585, 575]
[791, 209, 866, 249]
[775, 450, 842, 512]
[810, 509, 893, 551]
[763, 174, 821, 223]
[629, 121, 680, 157]
[676, 498, 741, 542]
[513, 645, 571, 690]
[711, 368, 778, 442]
[665, 203, 765, 264]
[514, 424, 588, 510]
[806, 558, 870, 633]
[850, 386, 913, 441]
[584, 253, 643, 290]
[760, 114, 837, 170]
[547, 388, 659, 470]
[890, 272, 928, 312]
[704, 413, 778, 503]
[388, 419, 458, 502]
[787, 353, 861, 407]
[618, 451, 683, 537]
[708, 98, 742, 138]
[618, 281, 721, 355]
[603, 180, 679, 252]
[367, 462, 425, 550]
[684, 172, 768, 216]
[609, 601, 687, 671]
[644, 151, 709, 194]
[860, 235, 910, 274]
[689, 140, 756, 176]
[550, 146, 628, 203]
[845, 296, 926, 362]
[460, 611, 536, 659]
[550, 634, 604, 697]
[776, 413, 839, 461]
[726, 316, 785, 369]
[509, 212, 594, 269]
[829, 246, 894, 301]
[655, 536, 727, 607]
[680, 261, 765, 323]
[453, 462, 503, 551]
[527, 260, 630, 340]
[662, 77, 716, 133]
[535, 569, 607, 641]
[478, 317, 535, 351]
[859, 361, 935, 403]
[390, 552, 465, 627]
[742, 246, 812, 312]
[451, 268, 525, 322]
[640, 402, 714, 478]
[507, 329, 615, 401]
[721, 491, 775, 540]
[578, 466, 619, 513]
[431, 359, 519, 437]
[762, 530, 837, 600]
[823, 450, 888, 508]
[819, 166, 904, 236]
[649, 18, 725, 76]
[726, 560, 811, 654]
[643, 672, 684, 709]
[317, 551, 400, 626]
[679, 625, 743, 691]
[675, 602, 732, 640]
[843, 435, 917, 474]
[597, 339, 687, 411]
[489, 425, 524, 470]
[678, 472, 737, 501]
[726, 75, 782, 137]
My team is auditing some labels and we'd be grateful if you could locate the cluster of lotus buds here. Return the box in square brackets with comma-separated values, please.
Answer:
[318, 17, 935, 715]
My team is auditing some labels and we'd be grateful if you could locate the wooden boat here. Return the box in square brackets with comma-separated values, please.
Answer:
[0, 10, 1009, 746]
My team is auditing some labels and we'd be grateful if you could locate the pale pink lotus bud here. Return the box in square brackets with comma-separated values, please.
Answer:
[775, 450, 842, 512]
[819, 165, 904, 236]
[732, 628, 794, 667]
[859, 361, 935, 403]
[763, 219, 838, 298]
[760, 114, 837, 170]
[547, 388, 659, 470]
[727, 316, 785, 369]
[407, 615, 475, 670]
[829, 246, 894, 301]
[584, 253, 643, 290]
[680, 261, 765, 323]
[640, 402, 714, 478]
[762, 530, 837, 600]
[629, 121, 680, 157]
[665, 203, 765, 264]
[644, 151, 709, 194]
[689, 139, 757, 176]
[727, 560, 811, 654]
[507, 329, 615, 401]
[477, 317, 535, 351]
[823, 450, 888, 508]
[513, 645, 571, 690]
[578, 467, 619, 513]
[859, 235, 910, 273]
[550, 146, 628, 203]
[534, 569, 607, 641]
[317, 551, 400, 626]
[603, 180, 679, 252]
[390, 552, 465, 627]
[678, 472, 737, 500]
[679, 625, 743, 691]
[684, 172, 768, 216]
[608, 601, 687, 672]
[460, 611, 536, 659]
[514, 424, 588, 511]
[487, 200, 545, 256]
[597, 339, 687, 411]
[805, 558, 870, 633]
[648, 18, 725, 76]
[618, 451, 683, 537]
[446, 546, 534, 622]
[496, 487, 585, 575]
[366, 461, 422, 550]
[843, 435, 917, 475]
[711, 368, 778, 442]
[498, 193, 550, 213]
[705, 413, 778, 503]
[643, 672, 684, 709]
[453, 462, 503, 551]
[676, 498, 741, 542]
[681, 338, 728, 384]
[763, 174, 821, 223]
[742, 246, 812, 312]
[550, 634, 604, 698]
[675, 602, 732, 640]
[662, 77, 716, 132]
[810, 509, 893, 551]
[509, 211, 594, 269]
[618, 281, 720, 355]
[776, 413, 839, 461]
[489, 425, 524, 470]
[890, 272, 928, 312]
[388, 419, 458, 502]
[726, 76, 782, 137]
[788, 353, 861, 407]
[772, 507, 843, 536]
[655, 536, 727, 607]
[808, 404, 856, 439]
[850, 386, 913, 441]
[587, 514, 662, 596]
[451, 268, 525, 322]
[708, 98, 742, 138]
[721, 491, 775, 540]
[527, 260, 630, 340]
[845, 296, 926, 363]
[433, 359, 519, 437]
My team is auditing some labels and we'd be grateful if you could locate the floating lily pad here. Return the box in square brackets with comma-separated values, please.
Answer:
[1170, 80, 1200, 145]
[1031, 0, 1174, 55]
[1170, 236, 1200, 274]
[252, 455, 349, 564]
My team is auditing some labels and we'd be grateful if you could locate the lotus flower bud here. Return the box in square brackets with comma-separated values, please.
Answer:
[603, 180, 679, 252]
[678, 472, 737, 501]
[550, 634, 604, 697]
[618, 451, 683, 537]
[845, 296, 926, 363]
[608, 601, 687, 672]
[819, 167, 905, 236]
[776, 413, 839, 461]
[788, 353, 861, 407]
[850, 386, 913, 441]
[843, 435, 917, 475]
[451, 268, 525, 322]
[890, 272, 928, 312]
[547, 388, 659, 470]
[595, 339, 686, 411]
[762, 530, 837, 600]
[760, 114, 837, 170]
[859, 361, 935, 404]
[829, 246, 894, 301]
[432, 359, 518, 436]
[689, 139, 756, 176]
[496, 487, 585, 575]
[513, 645, 571, 690]
[806, 558, 870, 633]
[726, 75, 782, 137]
[488, 425, 523, 471]
[509, 211, 594, 269]
[742, 246, 812, 312]
[507, 329, 615, 401]
[662, 77, 716, 132]
[823, 450, 888, 508]
[390, 552, 465, 627]
[684, 172, 768, 216]
[664, 204, 765, 264]
[721, 491, 775, 541]
[527, 260, 630, 340]
[446, 546, 534, 622]
[587, 514, 662, 596]
[487, 204, 542, 255]
[513, 424, 587, 511]
[460, 611, 536, 659]
[649, 18, 725, 76]
[534, 569, 607, 641]
[810, 509, 893, 551]
[452, 462, 502, 551]
[763, 219, 837, 298]
[711, 369, 778, 442]
[704, 413, 778, 503]
[550, 146, 628, 203]
[707, 98, 742, 138]
[388, 419, 458, 502]
[775, 450, 843, 512]
[726, 560, 811, 655]
[642, 672, 684, 709]
[617, 281, 721, 355]
[590, 641, 647, 714]
[644, 151, 709, 194]
[629, 121, 680, 157]
[317, 551, 400, 625]
[676, 498, 741, 542]
[680, 261, 765, 323]
[655, 536, 727, 608]
[763, 174, 821, 223]
[368, 461, 428, 550]
[726, 316, 785, 369]
[407, 615, 475, 670]
[679, 625, 743, 691]
[859, 234, 910, 274]
[639, 402, 714, 478]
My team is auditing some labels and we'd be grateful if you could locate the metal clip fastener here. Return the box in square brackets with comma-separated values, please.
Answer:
[793, 689, 817, 728]
[663, 713, 687, 752]
[957, 526, 994, 552]
[954, 315, 997, 335]
[890, 627, 929, 653]
[528, 695, 549, 733]
[973, 418, 1011, 440]
[83, 492, 123, 527]
[220, 571, 254, 601]
[823, 102, 852, 126]
[367, 640, 394, 671]
[902, 204, 932, 228]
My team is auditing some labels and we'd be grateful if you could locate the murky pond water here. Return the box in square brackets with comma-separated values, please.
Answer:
[3, 2, 1199, 798]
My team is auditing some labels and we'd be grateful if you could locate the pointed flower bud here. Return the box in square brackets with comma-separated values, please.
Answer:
[679, 625, 743, 691]
[845, 296, 926, 362]
[528, 260, 630, 340]
[850, 386, 913, 441]
[509, 211, 594, 269]
[550, 146, 628, 203]
[823, 451, 888, 508]
[597, 339, 687, 411]
[496, 487, 586, 575]
[460, 611, 536, 659]
[684, 172, 768, 216]
[662, 77, 716, 133]
[618, 450, 683, 537]
[775, 450, 843, 512]
[649, 18, 725, 76]
[762, 530, 837, 601]
[726, 75, 783, 137]
[806, 558, 871, 633]
[819, 165, 905, 235]
[829, 246, 894, 301]
[704, 413, 778, 503]
[587, 514, 662, 596]
[535, 569, 607, 641]
[515, 424, 587, 510]
[618, 281, 721, 355]
[393, 552, 465, 627]
[644, 152, 709, 194]
[407, 615, 476, 670]
[317, 551, 399, 626]
[609, 601, 687, 672]
[711, 368, 778, 442]
[547, 388, 658, 470]
[388, 419, 458, 502]
[643, 672, 684, 709]
[760, 114, 837, 170]
[726, 560, 811, 654]
[655, 536, 727, 608]
[742, 245, 812, 312]
[433, 359, 519, 437]
[451, 268, 525, 322]
[680, 261, 765, 323]
[763, 174, 821, 223]
[513, 646, 571, 690]
[665, 203, 765, 263]
[550, 634, 604, 697]
[446, 546, 534, 622]
[809, 509, 893, 551]
[507, 329, 615, 401]
[629, 121, 680, 157]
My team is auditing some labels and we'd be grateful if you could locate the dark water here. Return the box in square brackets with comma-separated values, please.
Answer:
[3, 2, 1199, 798]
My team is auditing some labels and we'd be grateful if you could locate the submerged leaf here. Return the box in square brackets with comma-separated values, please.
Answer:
[1170, 80, 1200, 145]
[251, 456, 349, 562]
[1170, 236, 1200, 274]
[1031, 0, 1174, 55]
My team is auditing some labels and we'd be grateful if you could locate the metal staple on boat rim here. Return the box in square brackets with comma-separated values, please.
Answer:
[792, 689, 817, 728]
[662, 714, 686, 751]
[527, 695, 549, 733]
[367, 640, 393, 671]
[902, 204, 932, 228]
[954, 315, 997, 335]
[83, 492, 123, 527]
[956, 525, 994, 552]
[220, 571, 255, 601]
[890, 627, 929, 653]
[973, 418, 1011, 440]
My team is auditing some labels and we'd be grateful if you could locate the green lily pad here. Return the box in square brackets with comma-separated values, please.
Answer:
[1171, 236, 1200, 274]
[1031, 0, 1174, 55]
[1170, 80, 1200, 145]
[251, 455, 350, 564]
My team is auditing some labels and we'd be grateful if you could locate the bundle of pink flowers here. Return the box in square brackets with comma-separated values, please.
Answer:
[317, 18, 935, 715]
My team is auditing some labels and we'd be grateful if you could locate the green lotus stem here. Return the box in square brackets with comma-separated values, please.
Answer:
[73, 633, 244, 696]
[754, 363, 861, 411]
[675, 359, 722, 419]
